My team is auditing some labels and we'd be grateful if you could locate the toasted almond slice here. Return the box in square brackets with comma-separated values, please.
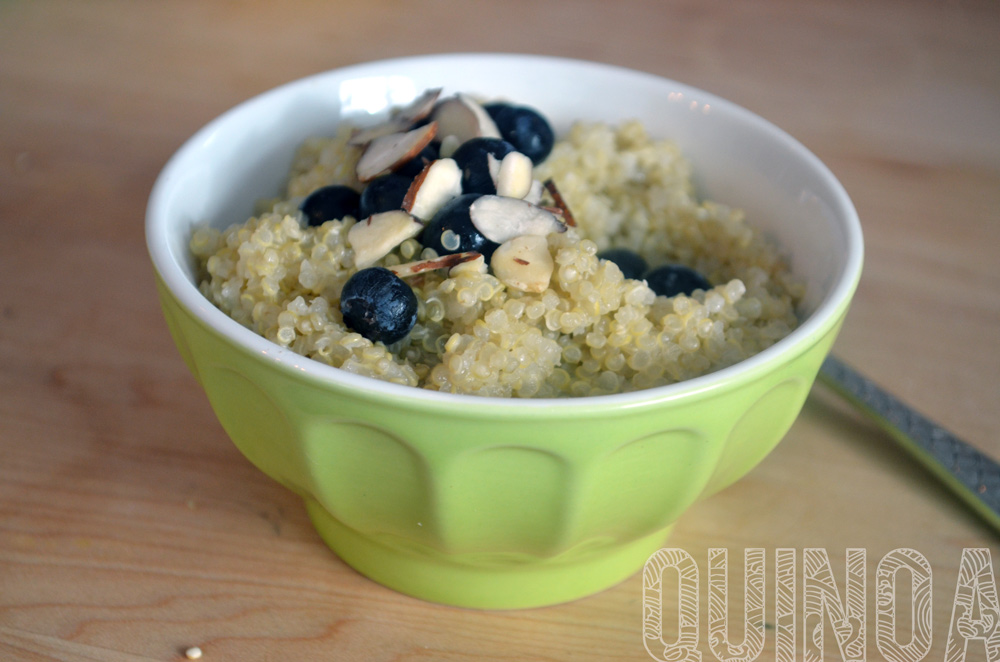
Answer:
[431, 93, 501, 145]
[356, 122, 438, 182]
[347, 210, 424, 268]
[448, 253, 487, 276]
[524, 179, 545, 205]
[491, 235, 553, 293]
[487, 152, 503, 188]
[391, 88, 442, 124]
[347, 89, 443, 147]
[438, 134, 462, 159]
[388, 252, 482, 278]
[542, 178, 577, 227]
[402, 158, 462, 220]
[347, 118, 410, 146]
[495, 152, 534, 199]
[469, 195, 567, 244]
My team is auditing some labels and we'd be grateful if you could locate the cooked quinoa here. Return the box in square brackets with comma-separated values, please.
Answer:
[190, 120, 803, 398]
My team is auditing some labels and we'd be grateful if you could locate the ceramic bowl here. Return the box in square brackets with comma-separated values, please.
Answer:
[146, 53, 863, 609]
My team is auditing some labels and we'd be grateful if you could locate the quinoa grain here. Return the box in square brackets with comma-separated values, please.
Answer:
[191, 120, 801, 397]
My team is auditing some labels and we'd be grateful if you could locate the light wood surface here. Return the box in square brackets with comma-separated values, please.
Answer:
[2, 1, 999, 660]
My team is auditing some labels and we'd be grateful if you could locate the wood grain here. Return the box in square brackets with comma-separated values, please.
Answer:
[2, 1, 999, 660]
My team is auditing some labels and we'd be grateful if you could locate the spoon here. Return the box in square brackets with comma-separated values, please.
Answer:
[817, 355, 1000, 535]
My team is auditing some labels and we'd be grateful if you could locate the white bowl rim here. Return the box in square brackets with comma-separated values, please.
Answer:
[147, 52, 863, 412]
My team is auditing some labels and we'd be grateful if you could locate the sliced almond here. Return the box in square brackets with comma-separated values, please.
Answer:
[347, 119, 410, 146]
[438, 134, 462, 159]
[402, 158, 462, 220]
[430, 93, 501, 145]
[355, 122, 437, 182]
[491, 235, 553, 293]
[347, 210, 424, 268]
[448, 253, 487, 276]
[542, 178, 577, 227]
[391, 88, 442, 125]
[388, 252, 482, 278]
[524, 179, 545, 205]
[469, 195, 567, 244]
[486, 152, 503, 188]
[347, 89, 443, 147]
[540, 205, 566, 222]
[494, 152, 534, 199]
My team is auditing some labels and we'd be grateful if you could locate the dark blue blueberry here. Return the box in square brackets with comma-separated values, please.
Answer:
[395, 142, 440, 178]
[597, 248, 648, 281]
[340, 267, 418, 345]
[644, 264, 713, 298]
[450, 137, 516, 195]
[484, 103, 555, 164]
[421, 193, 498, 260]
[358, 173, 413, 219]
[299, 185, 361, 226]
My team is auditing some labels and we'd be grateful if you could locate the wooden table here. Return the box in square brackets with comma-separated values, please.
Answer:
[2, 1, 999, 660]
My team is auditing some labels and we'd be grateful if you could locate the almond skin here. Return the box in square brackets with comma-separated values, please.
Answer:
[402, 158, 462, 221]
[388, 252, 482, 278]
[542, 178, 577, 227]
[355, 122, 438, 182]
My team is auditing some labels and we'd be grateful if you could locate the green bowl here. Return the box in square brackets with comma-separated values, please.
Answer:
[147, 54, 863, 609]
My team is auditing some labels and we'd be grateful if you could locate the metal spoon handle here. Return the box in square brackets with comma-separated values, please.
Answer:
[817, 355, 1000, 535]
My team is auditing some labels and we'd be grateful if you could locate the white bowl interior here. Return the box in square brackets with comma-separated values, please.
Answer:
[148, 54, 862, 404]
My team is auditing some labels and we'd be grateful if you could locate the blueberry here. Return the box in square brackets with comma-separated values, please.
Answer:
[421, 193, 498, 260]
[394, 142, 440, 178]
[484, 103, 555, 164]
[358, 173, 413, 219]
[299, 185, 361, 226]
[339, 267, 418, 345]
[450, 137, 516, 195]
[644, 264, 713, 298]
[597, 248, 648, 281]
